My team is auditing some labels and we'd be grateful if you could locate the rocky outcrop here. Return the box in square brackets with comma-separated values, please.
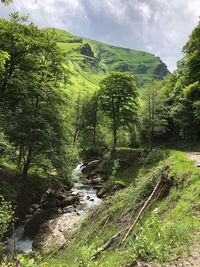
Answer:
[80, 43, 94, 58]
[153, 62, 169, 79]
[32, 215, 82, 253]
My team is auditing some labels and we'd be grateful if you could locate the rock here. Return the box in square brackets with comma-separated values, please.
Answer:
[91, 176, 102, 184]
[24, 208, 58, 239]
[71, 191, 79, 196]
[41, 196, 61, 209]
[60, 195, 80, 208]
[32, 215, 82, 253]
[62, 205, 76, 213]
[80, 43, 94, 57]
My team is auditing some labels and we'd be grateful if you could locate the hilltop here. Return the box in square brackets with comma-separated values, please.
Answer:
[49, 28, 169, 94]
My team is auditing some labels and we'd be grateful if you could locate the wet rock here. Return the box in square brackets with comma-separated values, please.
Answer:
[40, 196, 61, 209]
[91, 176, 102, 184]
[60, 195, 80, 208]
[32, 215, 81, 253]
[24, 208, 58, 239]
[62, 205, 76, 213]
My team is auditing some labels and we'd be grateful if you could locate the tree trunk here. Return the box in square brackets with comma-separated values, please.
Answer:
[113, 126, 117, 150]
[73, 128, 79, 143]
[93, 124, 96, 149]
[23, 146, 32, 177]
[17, 145, 23, 170]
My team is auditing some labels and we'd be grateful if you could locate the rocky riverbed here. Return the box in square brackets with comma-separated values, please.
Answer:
[7, 162, 102, 254]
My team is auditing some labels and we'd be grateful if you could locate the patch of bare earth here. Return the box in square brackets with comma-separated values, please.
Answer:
[187, 152, 200, 167]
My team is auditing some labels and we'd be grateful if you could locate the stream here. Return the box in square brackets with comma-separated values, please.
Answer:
[7, 162, 101, 253]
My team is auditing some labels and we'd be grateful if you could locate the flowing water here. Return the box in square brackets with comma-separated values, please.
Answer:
[7, 162, 101, 253]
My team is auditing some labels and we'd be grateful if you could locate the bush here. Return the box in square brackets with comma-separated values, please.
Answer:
[0, 195, 14, 256]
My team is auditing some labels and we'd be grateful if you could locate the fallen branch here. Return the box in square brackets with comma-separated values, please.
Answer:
[93, 167, 171, 258]
[121, 178, 162, 243]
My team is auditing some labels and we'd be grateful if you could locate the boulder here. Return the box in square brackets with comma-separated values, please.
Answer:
[91, 176, 102, 184]
[60, 195, 80, 208]
[32, 215, 81, 253]
[24, 208, 58, 239]
[40, 196, 61, 209]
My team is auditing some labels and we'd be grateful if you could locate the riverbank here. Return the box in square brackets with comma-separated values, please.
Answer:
[46, 149, 200, 267]
[6, 162, 102, 255]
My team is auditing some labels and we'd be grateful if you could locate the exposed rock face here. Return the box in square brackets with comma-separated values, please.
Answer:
[80, 43, 94, 57]
[153, 62, 169, 79]
[24, 208, 58, 239]
[32, 215, 82, 253]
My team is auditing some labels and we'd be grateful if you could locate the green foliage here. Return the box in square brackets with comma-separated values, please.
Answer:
[128, 214, 195, 263]
[0, 196, 14, 255]
[140, 80, 168, 149]
[99, 72, 138, 149]
[0, 14, 73, 180]
[0, 196, 13, 237]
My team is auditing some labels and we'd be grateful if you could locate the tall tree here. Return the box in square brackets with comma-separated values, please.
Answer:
[140, 81, 168, 150]
[0, 14, 70, 178]
[99, 72, 138, 150]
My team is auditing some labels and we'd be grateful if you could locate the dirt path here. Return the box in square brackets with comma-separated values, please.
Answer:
[187, 152, 200, 167]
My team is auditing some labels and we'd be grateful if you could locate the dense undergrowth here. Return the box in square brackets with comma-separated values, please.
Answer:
[46, 149, 200, 267]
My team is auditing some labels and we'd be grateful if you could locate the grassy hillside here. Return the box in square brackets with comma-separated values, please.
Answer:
[49, 28, 169, 96]
[46, 150, 200, 266]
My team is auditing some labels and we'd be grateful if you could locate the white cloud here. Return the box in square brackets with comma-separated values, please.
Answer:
[0, 0, 200, 71]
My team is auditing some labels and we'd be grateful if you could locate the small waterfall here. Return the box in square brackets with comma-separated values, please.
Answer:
[7, 161, 101, 253]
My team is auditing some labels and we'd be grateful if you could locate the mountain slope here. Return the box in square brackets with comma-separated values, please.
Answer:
[50, 28, 169, 94]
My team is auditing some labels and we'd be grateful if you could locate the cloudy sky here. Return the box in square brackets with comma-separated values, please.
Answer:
[0, 0, 200, 71]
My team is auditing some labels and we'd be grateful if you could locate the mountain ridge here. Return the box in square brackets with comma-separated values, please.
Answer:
[47, 28, 169, 93]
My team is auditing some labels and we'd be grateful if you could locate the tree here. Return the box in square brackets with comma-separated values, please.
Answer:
[183, 21, 200, 85]
[80, 92, 100, 150]
[99, 72, 138, 150]
[0, 14, 71, 179]
[140, 81, 168, 150]
[1, 0, 13, 4]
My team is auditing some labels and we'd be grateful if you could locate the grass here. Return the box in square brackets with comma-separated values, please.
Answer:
[46, 28, 169, 99]
[45, 149, 200, 266]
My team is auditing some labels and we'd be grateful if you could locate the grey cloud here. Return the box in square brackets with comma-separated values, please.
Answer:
[1, 0, 200, 70]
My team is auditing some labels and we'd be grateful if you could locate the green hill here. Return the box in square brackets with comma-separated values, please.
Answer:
[49, 28, 169, 94]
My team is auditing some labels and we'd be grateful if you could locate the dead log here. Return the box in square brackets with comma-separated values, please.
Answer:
[93, 166, 173, 258]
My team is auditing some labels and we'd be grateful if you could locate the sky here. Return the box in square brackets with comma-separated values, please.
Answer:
[0, 0, 200, 71]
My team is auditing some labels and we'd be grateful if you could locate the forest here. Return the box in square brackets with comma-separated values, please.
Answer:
[0, 7, 200, 267]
